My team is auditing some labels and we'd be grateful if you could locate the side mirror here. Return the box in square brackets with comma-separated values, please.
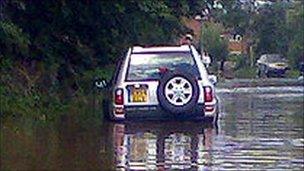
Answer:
[94, 78, 108, 89]
[201, 55, 211, 68]
[208, 75, 217, 85]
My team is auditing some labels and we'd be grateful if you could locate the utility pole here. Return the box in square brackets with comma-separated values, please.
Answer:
[250, 45, 254, 67]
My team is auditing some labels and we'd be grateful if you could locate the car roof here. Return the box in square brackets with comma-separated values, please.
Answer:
[261, 54, 282, 58]
[132, 45, 191, 54]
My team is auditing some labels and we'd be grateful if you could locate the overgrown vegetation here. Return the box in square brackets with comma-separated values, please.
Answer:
[200, 22, 228, 71]
[0, 1, 205, 120]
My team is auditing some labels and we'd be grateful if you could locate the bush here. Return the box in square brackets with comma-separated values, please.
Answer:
[234, 67, 257, 78]
[286, 69, 300, 78]
[228, 54, 249, 70]
[0, 61, 114, 122]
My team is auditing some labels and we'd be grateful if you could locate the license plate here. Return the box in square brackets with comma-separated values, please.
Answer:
[132, 88, 147, 102]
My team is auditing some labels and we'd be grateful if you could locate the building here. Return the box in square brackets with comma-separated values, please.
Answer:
[221, 31, 250, 55]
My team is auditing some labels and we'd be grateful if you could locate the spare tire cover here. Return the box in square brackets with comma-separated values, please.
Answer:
[157, 71, 199, 114]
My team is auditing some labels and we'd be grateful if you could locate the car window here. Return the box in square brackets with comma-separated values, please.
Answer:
[126, 52, 200, 81]
[260, 55, 266, 61]
[265, 55, 283, 63]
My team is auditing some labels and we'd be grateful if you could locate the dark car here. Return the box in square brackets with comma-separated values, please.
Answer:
[256, 54, 289, 78]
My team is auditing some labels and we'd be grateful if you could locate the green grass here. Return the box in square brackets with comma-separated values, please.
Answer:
[286, 69, 300, 78]
[0, 66, 114, 122]
[234, 67, 257, 79]
[233, 67, 301, 79]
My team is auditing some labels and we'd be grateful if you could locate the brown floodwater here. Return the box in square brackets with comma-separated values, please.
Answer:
[1, 86, 304, 170]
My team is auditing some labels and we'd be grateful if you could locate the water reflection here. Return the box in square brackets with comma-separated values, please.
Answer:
[112, 121, 216, 170]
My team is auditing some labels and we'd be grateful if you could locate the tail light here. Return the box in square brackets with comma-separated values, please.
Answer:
[204, 86, 213, 102]
[115, 88, 124, 105]
[205, 105, 214, 112]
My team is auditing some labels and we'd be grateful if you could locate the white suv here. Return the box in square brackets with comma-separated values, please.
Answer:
[97, 45, 218, 123]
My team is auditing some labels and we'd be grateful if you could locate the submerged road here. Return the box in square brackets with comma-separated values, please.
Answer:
[1, 79, 303, 170]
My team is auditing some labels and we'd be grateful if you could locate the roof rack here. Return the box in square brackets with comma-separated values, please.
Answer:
[132, 45, 191, 53]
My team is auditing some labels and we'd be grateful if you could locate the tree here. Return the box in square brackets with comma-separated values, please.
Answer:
[216, 1, 251, 35]
[2, 0, 202, 117]
[287, 1, 304, 68]
[251, 3, 289, 57]
[0, 20, 30, 60]
[0, 0, 198, 102]
[200, 22, 228, 70]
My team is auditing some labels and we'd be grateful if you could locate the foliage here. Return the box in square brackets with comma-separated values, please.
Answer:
[0, 20, 30, 59]
[287, 2, 304, 68]
[212, 0, 251, 35]
[200, 22, 228, 67]
[234, 67, 256, 79]
[228, 54, 249, 70]
[0, 0, 200, 120]
[251, 3, 289, 57]
[286, 69, 300, 78]
[216, 1, 303, 70]
[249, 1, 303, 69]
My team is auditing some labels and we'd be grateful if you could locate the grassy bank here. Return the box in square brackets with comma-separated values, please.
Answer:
[234, 67, 257, 79]
[0, 62, 115, 122]
[233, 67, 300, 79]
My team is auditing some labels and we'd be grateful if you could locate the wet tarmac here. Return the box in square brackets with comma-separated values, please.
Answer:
[1, 85, 303, 170]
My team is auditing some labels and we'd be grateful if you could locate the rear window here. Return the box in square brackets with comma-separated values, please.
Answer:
[266, 55, 285, 63]
[126, 52, 200, 81]
[261, 54, 286, 63]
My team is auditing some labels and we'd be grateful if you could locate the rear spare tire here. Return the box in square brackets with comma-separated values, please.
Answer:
[157, 71, 199, 114]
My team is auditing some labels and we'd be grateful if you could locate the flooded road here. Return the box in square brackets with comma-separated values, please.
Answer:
[1, 85, 304, 170]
